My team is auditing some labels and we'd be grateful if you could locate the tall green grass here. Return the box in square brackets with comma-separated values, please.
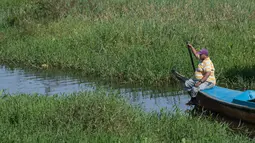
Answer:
[1, 0, 255, 86]
[0, 90, 252, 142]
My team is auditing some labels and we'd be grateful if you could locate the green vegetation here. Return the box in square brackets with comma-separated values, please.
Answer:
[0, 90, 252, 142]
[1, 1, 255, 141]
[1, 0, 255, 86]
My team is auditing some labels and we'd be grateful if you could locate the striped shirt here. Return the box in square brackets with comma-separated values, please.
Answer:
[195, 57, 216, 85]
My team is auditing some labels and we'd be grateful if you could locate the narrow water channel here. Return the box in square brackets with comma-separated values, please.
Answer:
[2, 65, 255, 138]
[0, 65, 191, 112]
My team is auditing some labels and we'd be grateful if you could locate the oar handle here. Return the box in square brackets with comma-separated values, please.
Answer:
[186, 41, 196, 72]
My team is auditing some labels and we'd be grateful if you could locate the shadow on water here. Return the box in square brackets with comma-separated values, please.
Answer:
[0, 64, 192, 112]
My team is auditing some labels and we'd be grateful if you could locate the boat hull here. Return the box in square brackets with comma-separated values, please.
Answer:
[171, 70, 255, 124]
[196, 91, 255, 124]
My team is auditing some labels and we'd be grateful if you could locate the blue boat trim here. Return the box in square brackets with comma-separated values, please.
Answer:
[201, 86, 255, 108]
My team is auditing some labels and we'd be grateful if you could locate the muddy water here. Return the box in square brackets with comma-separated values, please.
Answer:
[0, 65, 191, 112]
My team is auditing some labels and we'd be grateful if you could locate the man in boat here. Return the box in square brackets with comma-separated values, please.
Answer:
[185, 44, 216, 105]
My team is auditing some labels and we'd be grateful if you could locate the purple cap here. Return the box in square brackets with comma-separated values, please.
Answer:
[197, 48, 208, 56]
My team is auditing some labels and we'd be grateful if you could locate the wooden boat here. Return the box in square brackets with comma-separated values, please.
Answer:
[172, 70, 255, 124]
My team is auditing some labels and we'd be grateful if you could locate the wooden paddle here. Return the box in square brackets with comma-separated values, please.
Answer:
[186, 41, 196, 72]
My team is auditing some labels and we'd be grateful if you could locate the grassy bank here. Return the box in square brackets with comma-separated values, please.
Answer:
[0, 90, 252, 142]
[1, 0, 255, 86]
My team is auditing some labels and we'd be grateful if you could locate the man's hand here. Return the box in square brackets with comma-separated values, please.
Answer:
[187, 44, 193, 49]
[187, 43, 200, 59]
[195, 81, 201, 87]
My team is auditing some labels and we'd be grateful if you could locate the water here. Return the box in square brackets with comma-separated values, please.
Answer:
[0, 65, 191, 112]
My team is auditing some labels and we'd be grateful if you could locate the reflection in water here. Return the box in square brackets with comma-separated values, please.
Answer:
[0, 65, 191, 112]
[0, 65, 95, 95]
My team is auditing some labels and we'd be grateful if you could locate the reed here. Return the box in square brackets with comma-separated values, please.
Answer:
[1, 0, 255, 86]
[0, 90, 251, 142]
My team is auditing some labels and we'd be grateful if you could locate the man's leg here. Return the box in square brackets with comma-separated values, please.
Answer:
[184, 79, 196, 91]
[191, 86, 199, 97]
[199, 82, 214, 91]
[185, 79, 198, 105]
[191, 82, 214, 97]
[185, 81, 214, 105]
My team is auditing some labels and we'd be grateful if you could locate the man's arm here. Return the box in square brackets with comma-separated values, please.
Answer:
[195, 72, 211, 87]
[201, 72, 211, 83]
[187, 44, 199, 59]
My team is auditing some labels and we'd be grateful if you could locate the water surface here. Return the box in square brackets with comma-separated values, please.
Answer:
[0, 65, 191, 112]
